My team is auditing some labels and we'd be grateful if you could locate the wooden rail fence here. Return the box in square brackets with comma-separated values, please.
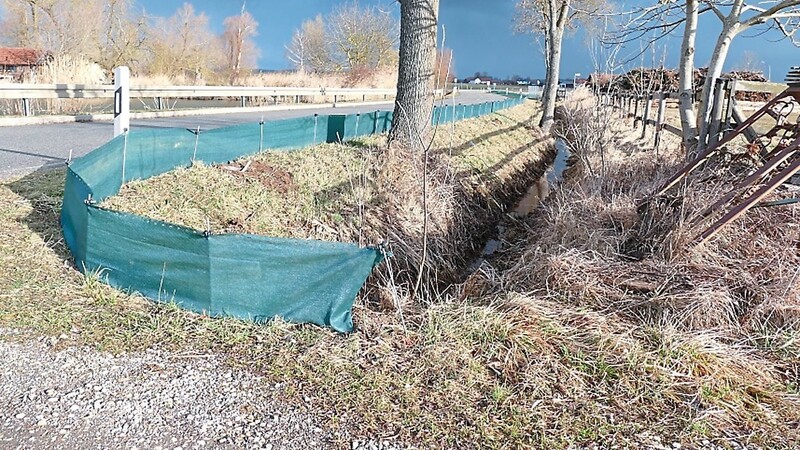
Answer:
[599, 79, 790, 150]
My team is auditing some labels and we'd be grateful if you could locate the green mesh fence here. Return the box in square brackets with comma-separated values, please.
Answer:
[61, 93, 525, 331]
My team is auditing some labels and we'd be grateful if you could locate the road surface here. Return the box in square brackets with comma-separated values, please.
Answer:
[0, 91, 507, 178]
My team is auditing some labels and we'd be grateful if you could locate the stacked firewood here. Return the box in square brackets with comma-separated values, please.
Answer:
[587, 68, 771, 102]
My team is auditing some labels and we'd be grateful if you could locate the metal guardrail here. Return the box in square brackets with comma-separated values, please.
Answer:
[0, 83, 400, 117]
[0, 84, 397, 100]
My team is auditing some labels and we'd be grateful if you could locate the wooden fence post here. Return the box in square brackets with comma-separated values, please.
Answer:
[654, 92, 667, 152]
[622, 95, 628, 117]
[708, 78, 726, 146]
[641, 93, 653, 139]
[627, 96, 633, 118]
[723, 79, 737, 137]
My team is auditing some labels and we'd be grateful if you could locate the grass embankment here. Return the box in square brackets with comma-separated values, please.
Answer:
[103, 102, 543, 241]
[1, 96, 798, 448]
[103, 101, 551, 290]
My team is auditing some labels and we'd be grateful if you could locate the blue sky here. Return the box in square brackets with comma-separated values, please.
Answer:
[95, 1, 800, 81]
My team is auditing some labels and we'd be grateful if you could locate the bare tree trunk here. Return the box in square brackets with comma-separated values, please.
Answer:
[539, 0, 569, 133]
[390, 0, 440, 151]
[678, 0, 699, 152]
[540, 28, 563, 132]
[696, 25, 737, 151]
[696, 0, 744, 151]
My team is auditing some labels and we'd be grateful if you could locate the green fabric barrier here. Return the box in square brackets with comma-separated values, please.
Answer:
[61, 96, 526, 331]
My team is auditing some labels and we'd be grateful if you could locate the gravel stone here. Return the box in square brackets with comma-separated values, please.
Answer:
[0, 331, 337, 449]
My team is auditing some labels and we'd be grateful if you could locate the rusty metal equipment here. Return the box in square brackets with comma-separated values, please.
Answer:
[646, 67, 800, 245]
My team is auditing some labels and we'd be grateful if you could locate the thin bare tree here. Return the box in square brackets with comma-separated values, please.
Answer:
[515, 0, 606, 133]
[678, 0, 699, 150]
[222, 2, 259, 84]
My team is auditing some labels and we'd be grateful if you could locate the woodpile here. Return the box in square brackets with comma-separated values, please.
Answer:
[725, 70, 771, 101]
[587, 68, 771, 102]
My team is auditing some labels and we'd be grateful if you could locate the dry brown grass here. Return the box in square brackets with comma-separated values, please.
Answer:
[506, 92, 800, 333]
[247, 69, 397, 89]
[16, 55, 109, 115]
[490, 91, 800, 444]
[128, 70, 397, 106]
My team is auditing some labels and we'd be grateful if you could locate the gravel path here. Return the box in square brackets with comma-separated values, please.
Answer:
[0, 329, 762, 450]
[0, 329, 346, 450]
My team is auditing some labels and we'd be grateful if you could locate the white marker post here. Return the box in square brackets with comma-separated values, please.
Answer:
[114, 66, 130, 137]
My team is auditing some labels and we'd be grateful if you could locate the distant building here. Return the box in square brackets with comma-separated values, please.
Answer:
[0, 47, 46, 82]
[469, 77, 492, 86]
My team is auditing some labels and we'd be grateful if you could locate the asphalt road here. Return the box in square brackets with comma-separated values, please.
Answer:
[0, 91, 507, 178]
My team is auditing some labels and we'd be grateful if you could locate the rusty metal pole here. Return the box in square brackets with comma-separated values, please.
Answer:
[696, 153, 800, 245]
[692, 143, 799, 225]
[648, 91, 792, 200]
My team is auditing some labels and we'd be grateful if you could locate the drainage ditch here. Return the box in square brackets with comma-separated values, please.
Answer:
[468, 139, 570, 273]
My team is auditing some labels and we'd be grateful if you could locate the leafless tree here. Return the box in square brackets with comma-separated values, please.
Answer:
[604, 0, 800, 152]
[222, 3, 259, 84]
[286, 15, 331, 73]
[146, 3, 224, 82]
[678, 0, 699, 149]
[515, 0, 607, 133]
[0, 0, 103, 58]
[97, 0, 148, 72]
[285, 2, 399, 74]
[434, 47, 455, 85]
[734, 50, 765, 72]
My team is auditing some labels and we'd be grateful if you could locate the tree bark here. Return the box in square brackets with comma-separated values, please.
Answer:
[696, 24, 738, 151]
[540, 27, 563, 132]
[695, 0, 744, 152]
[678, 0, 699, 152]
[390, 0, 440, 151]
[539, 0, 569, 133]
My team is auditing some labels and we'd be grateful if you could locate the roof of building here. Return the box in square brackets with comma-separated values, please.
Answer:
[0, 48, 44, 66]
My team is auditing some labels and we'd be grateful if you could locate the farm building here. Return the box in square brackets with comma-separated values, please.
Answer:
[0, 47, 46, 82]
